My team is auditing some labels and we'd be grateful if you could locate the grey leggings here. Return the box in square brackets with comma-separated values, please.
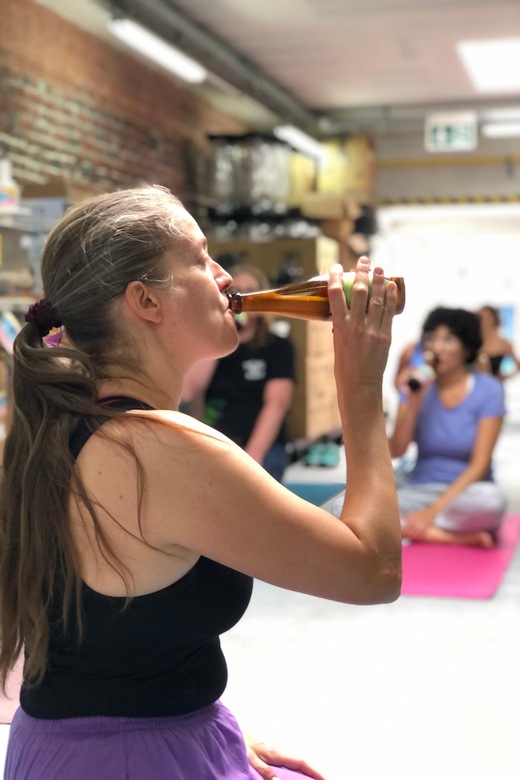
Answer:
[397, 481, 507, 534]
[329, 481, 506, 534]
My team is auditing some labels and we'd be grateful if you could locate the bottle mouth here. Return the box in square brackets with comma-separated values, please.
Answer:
[424, 349, 440, 367]
[226, 291, 243, 314]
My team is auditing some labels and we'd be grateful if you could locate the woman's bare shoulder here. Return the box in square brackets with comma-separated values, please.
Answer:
[124, 408, 233, 448]
[75, 410, 236, 477]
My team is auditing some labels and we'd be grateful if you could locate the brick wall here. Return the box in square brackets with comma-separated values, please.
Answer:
[0, 0, 247, 199]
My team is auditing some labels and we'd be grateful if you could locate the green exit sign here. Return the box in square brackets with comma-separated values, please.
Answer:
[425, 112, 477, 152]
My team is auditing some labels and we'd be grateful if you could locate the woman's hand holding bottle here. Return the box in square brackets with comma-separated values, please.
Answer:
[328, 257, 397, 406]
[328, 256, 401, 572]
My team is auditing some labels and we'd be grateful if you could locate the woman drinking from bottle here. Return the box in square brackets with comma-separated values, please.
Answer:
[0, 186, 401, 780]
[391, 307, 507, 547]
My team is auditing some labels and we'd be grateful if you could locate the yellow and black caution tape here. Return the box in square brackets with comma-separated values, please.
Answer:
[378, 194, 520, 206]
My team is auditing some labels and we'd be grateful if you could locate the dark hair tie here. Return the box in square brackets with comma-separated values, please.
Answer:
[25, 299, 62, 338]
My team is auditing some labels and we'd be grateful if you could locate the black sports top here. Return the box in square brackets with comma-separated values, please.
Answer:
[20, 397, 254, 719]
[488, 355, 505, 376]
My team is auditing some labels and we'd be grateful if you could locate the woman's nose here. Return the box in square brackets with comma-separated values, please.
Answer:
[211, 260, 233, 292]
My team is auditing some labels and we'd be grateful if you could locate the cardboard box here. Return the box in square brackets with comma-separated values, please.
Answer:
[343, 136, 375, 204]
[287, 152, 317, 210]
[317, 136, 375, 205]
[347, 233, 370, 256]
[320, 218, 355, 244]
[301, 193, 361, 220]
[285, 319, 340, 439]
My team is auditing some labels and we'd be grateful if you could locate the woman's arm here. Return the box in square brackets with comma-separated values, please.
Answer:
[244, 378, 294, 465]
[89, 261, 402, 606]
[510, 345, 520, 371]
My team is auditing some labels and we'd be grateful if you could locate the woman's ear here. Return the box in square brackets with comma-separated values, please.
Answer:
[124, 281, 164, 324]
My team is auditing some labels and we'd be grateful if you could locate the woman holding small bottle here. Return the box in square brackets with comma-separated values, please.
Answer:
[390, 307, 507, 547]
[0, 186, 401, 780]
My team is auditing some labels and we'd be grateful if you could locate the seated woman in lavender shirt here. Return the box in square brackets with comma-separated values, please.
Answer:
[389, 307, 507, 547]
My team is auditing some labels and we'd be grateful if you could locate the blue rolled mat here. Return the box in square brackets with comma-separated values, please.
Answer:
[282, 482, 345, 507]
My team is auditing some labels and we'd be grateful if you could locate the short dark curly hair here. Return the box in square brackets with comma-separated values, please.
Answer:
[421, 307, 482, 364]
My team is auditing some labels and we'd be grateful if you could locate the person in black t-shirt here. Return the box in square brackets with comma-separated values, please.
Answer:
[183, 265, 295, 481]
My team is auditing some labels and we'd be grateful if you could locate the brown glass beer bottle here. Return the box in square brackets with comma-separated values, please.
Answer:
[227, 273, 405, 322]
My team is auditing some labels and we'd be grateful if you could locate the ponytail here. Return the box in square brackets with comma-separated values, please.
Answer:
[0, 323, 124, 689]
[0, 185, 186, 690]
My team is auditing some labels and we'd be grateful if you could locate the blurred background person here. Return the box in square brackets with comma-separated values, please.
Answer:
[477, 305, 520, 381]
[390, 307, 507, 547]
[182, 264, 295, 482]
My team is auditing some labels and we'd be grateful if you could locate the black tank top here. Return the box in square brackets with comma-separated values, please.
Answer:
[20, 397, 254, 719]
[488, 355, 505, 376]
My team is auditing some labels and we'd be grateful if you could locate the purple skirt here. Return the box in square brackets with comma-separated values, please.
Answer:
[5, 702, 306, 779]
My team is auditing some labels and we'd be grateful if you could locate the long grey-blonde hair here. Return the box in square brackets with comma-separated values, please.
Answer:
[0, 186, 187, 691]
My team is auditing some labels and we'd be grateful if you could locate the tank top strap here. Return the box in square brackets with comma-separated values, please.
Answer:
[69, 396, 155, 460]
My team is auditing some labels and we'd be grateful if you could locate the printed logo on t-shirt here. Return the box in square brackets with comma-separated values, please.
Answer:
[242, 359, 267, 381]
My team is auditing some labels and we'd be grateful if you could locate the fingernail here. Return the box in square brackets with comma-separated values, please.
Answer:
[359, 255, 370, 262]
[332, 263, 343, 272]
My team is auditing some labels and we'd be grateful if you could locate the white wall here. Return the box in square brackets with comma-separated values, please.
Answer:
[372, 203, 520, 424]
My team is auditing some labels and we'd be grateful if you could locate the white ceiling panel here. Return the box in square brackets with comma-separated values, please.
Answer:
[172, 0, 520, 109]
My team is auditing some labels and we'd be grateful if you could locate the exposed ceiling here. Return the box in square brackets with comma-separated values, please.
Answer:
[172, 0, 520, 109]
[38, 0, 520, 134]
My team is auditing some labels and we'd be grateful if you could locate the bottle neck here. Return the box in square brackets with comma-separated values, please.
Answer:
[227, 291, 243, 314]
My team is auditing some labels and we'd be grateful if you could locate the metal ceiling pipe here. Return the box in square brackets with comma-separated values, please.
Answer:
[325, 99, 520, 135]
[99, 0, 322, 133]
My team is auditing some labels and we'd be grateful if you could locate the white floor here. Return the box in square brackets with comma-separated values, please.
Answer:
[220, 424, 520, 780]
[1, 427, 519, 780]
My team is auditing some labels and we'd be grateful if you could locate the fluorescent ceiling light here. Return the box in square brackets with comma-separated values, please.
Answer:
[273, 125, 327, 162]
[457, 39, 520, 93]
[481, 122, 520, 138]
[108, 18, 207, 84]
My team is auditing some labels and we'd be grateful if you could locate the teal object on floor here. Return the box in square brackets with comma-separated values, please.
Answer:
[303, 442, 341, 468]
[303, 443, 325, 467]
[283, 482, 346, 507]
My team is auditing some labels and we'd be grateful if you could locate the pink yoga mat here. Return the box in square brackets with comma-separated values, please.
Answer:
[401, 513, 520, 599]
